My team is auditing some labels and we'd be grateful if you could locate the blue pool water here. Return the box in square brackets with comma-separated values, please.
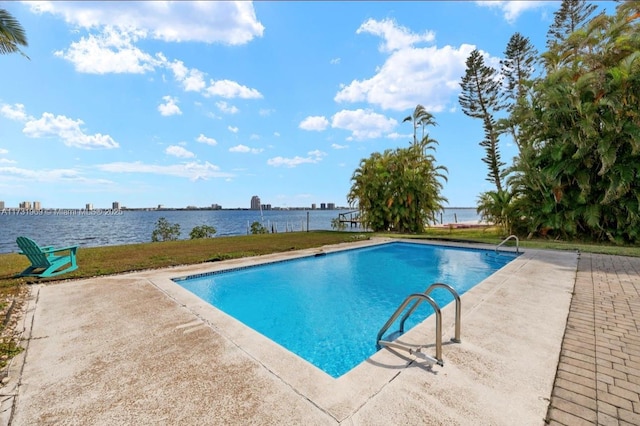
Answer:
[174, 242, 518, 377]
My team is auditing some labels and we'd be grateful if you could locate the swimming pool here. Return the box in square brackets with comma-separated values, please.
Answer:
[173, 241, 518, 377]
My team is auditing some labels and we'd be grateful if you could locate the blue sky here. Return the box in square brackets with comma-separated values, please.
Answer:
[0, 1, 611, 210]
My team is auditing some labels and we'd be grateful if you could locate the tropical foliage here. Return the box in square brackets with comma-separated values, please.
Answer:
[348, 107, 448, 233]
[471, 0, 640, 244]
[520, 1, 640, 243]
[477, 189, 514, 235]
[0, 8, 28, 58]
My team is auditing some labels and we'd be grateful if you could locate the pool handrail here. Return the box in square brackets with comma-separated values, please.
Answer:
[399, 282, 461, 343]
[496, 234, 519, 253]
[376, 292, 443, 366]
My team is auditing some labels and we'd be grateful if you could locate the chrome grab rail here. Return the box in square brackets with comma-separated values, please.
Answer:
[496, 234, 519, 253]
[376, 293, 443, 366]
[399, 283, 461, 343]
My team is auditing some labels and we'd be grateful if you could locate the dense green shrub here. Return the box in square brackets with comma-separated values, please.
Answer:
[250, 221, 268, 234]
[151, 217, 181, 242]
[190, 225, 217, 239]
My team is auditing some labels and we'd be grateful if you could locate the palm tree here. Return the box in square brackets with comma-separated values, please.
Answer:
[0, 8, 29, 59]
[349, 114, 448, 233]
[402, 104, 436, 146]
[477, 189, 514, 235]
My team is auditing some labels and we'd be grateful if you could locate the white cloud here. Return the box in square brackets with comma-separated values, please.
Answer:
[307, 149, 326, 157]
[229, 144, 263, 154]
[335, 18, 479, 112]
[299, 116, 329, 131]
[387, 132, 412, 140]
[54, 27, 160, 74]
[166, 59, 207, 92]
[41, 1, 266, 108]
[23, 112, 119, 149]
[357, 18, 435, 52]
[205, 79, 263, 99]
[267, 150, 327, 168]
[196, 134, 217, 146]
[216, 101, 239, 114]
[331, 109, 397, 140]
[164, 61, 262, 100]
[2, 104, 119, 149]
[0, 103, 30, 121]
[330, 57, 341, 65]
[274, 132, 281, 137]
[97, 161, 233, 181]
[259, 108, 274, 116]
[250, 134, 260, 140]
[228, 126, 239, 133]
[331, 143, 348, 149]
[158, 95, 182, 116]
[165, 145, 195, 158]
[475, 1, 548, 23]
[230, 145, 249, 153]
[30, 1, 264, 44]
[0, 148, 14, 164]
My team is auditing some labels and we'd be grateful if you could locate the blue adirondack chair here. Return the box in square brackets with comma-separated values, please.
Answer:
[16, 237, 79, 278]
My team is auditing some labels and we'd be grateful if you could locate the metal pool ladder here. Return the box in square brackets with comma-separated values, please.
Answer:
[376, 283, 461, 367]
[496, 234, 519, 253]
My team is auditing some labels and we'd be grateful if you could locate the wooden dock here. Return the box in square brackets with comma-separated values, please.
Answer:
[338, 211, 361, 227]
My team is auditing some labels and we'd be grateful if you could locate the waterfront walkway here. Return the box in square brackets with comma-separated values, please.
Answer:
[546, 253, 640, 425]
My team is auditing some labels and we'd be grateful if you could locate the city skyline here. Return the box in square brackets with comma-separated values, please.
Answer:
[0, 2, 612, 209]
[0, 196, 341, 210]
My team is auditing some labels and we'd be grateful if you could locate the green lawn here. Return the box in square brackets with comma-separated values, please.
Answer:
[0, 231, 370, 291]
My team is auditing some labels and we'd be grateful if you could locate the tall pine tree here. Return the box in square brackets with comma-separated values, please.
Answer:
[545, 0, 598, 70]
[459, 49, 505, 192]
[500, 32, 538, 150]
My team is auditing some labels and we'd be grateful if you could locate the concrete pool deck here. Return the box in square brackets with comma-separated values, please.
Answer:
[1, 238, 637, 424]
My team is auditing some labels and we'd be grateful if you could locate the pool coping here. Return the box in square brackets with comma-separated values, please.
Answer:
[5, 237, 579, 424]
[147, 237, 576, 422]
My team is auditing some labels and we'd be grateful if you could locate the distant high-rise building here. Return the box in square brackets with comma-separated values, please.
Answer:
[19, 201, 32, 210]
[311, 203, 316, 210]
[86, 203, 93, 211]
[261, 204, 272, 211]
[320, 203, 326, 210]
[327, 203, 335, 210]
[112, 201, 121, 210]
[211, 204, 222, 210]
[0, 201, 4, 210]
[33, 201, 42, 210]
[250, 195, 261, 210]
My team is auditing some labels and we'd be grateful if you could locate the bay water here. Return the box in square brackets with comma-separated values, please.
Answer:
[0, 208, 480, 254]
